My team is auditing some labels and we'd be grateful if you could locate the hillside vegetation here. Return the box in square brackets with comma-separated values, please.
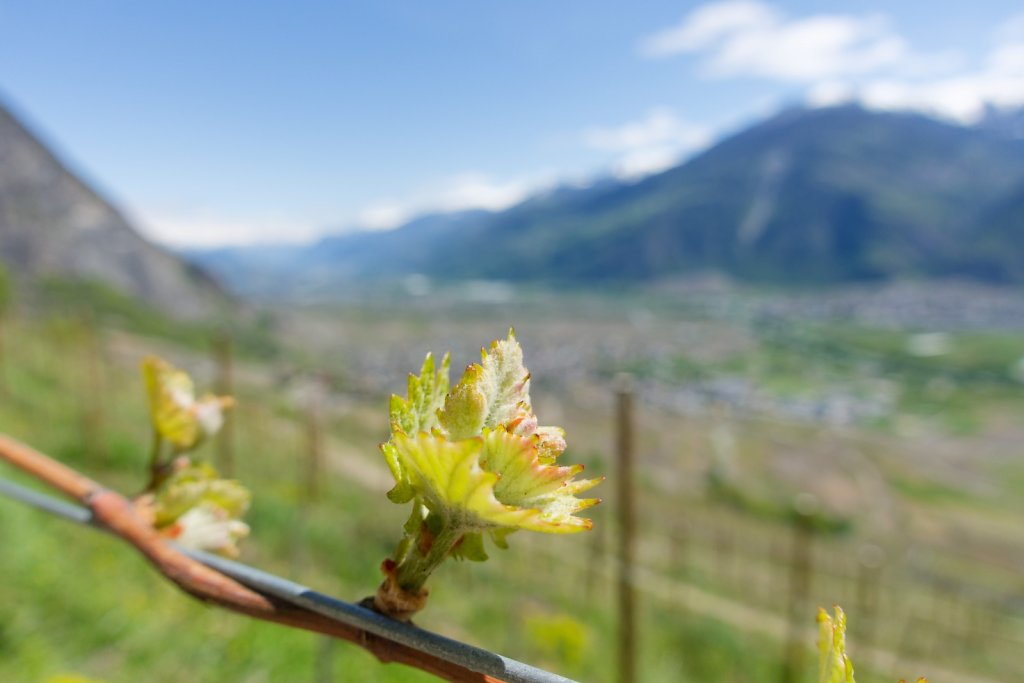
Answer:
[3, 288, 1024, 682]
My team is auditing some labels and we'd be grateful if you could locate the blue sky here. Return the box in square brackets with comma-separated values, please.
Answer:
[1, 1, 1022, 246]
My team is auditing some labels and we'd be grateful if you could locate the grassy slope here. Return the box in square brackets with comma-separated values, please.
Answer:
[0, 317, 797, 683]
[3, 297, 1023, 682]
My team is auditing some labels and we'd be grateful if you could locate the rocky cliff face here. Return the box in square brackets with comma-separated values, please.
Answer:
[0, 101, 227, 319]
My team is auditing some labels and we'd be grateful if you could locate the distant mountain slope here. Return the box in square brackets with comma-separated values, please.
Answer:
[961, 183, 1024, 283]
[192, 105, 1024, 297]
[977, 104, 1024, 140]
[186, 210, 494, 299]
[0, 100, 228, 319]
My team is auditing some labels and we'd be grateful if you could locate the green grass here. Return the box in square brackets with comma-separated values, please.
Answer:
[34, 276, 280, 360]
[2, 307, 1023, 682]
[0, 317, 798, 682]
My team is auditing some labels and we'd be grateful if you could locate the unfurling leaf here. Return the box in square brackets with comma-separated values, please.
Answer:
[143, 356, 233, 452]
[389, 352, 450, 436]
[136, 356, 249, 557]
[152, 462, 251, 557]
[817, 605, 855, 683]
[152, 462, 250, 527]
[163, 503, 250, 558]
[374, 331, 601, 619]
[817, 606, 929, 683]
[438, 331, 532, 437]
[390, 429, 599, 534]
[385, 353, 450, 503]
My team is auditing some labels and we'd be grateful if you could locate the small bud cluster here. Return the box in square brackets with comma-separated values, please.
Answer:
[138, 356, 249, 558]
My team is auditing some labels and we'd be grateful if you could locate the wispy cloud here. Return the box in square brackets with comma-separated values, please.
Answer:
[356, 171, 558, 231]
[641, 1, 1022, 124]
[136, 171, 559, 245]
[640, 0, 959, 84]
[357, 204, 410, 231]
[995, 12, 1024, 43]
[809, 13, 1024, 122]
[132, 207, 320, 247]
[640, 0, 776, 59]
[582, 108, 713, 179]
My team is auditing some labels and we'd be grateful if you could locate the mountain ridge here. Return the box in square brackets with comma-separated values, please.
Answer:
[0, 98, 228, 319]
[189, 104, 1024, 298]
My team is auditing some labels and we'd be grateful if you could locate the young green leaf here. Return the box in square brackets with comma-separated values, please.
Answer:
[143, 356, 234, 452]
[135, 356, 250, 557]
[374, 332, 601, 619]
[438, 331, 532, 438]
[385, 353, 451, 504]
[389, 352, 451, 435]
[152, 462, 251, 527]
[151, 461, 251, 558]
[163, 502, 250, 558]
[817, 605, 855, 683]
[390, 429, 599, 533]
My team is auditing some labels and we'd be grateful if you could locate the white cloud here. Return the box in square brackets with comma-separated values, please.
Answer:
[613, 147, 687, 179]
[132, 207, 320, 247]
[583, 107, 710, 151]
[995, 12, 1024, 43]
[432, 172, 536, 212]
[644, 2, 1024, 124]
[640, 1, 911, 82]
[808, 16, 1024, 123]
[357, 203, 411, 231]
[135, 171, 558, 245]
[582, 108, 713, 179]
[640, 0, 776, 57]
[355, 170, 557, 231]
[806, 81, 857, 108]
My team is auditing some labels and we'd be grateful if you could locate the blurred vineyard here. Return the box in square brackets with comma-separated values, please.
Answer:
[2, 286, 1024, 682]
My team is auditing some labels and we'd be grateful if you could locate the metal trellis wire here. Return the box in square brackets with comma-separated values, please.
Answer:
[0, 477, 577, 683]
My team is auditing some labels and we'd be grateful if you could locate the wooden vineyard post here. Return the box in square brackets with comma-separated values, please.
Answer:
[670, 517, 691, 612]
[585, 489, 607, 600]
[79, 317, 105, 462]
[0, 266, 10, 396]
[299, 372, 335, 682]
[713, 524, 735, 595]
[291, 372, 327, 572]
[213, 333, 236, 477]
[926, 583, 954, 662]
[781, 493, 816, 683]
[673, 518, 690, 579]
[855, 543, 885, 651]
[303, 373, 326, 505]
[768, 537, 786, 612]
[288, 372, 328, 578]
[0, 302, 6, 397]
[614, 374, 637, 683]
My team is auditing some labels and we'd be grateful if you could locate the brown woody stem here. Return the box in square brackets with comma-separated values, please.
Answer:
[374, 522, 465, 620]
[0, 433, 505, 682]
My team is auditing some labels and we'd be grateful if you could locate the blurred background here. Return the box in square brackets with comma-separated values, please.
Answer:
[1, 1, 1023, 681]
